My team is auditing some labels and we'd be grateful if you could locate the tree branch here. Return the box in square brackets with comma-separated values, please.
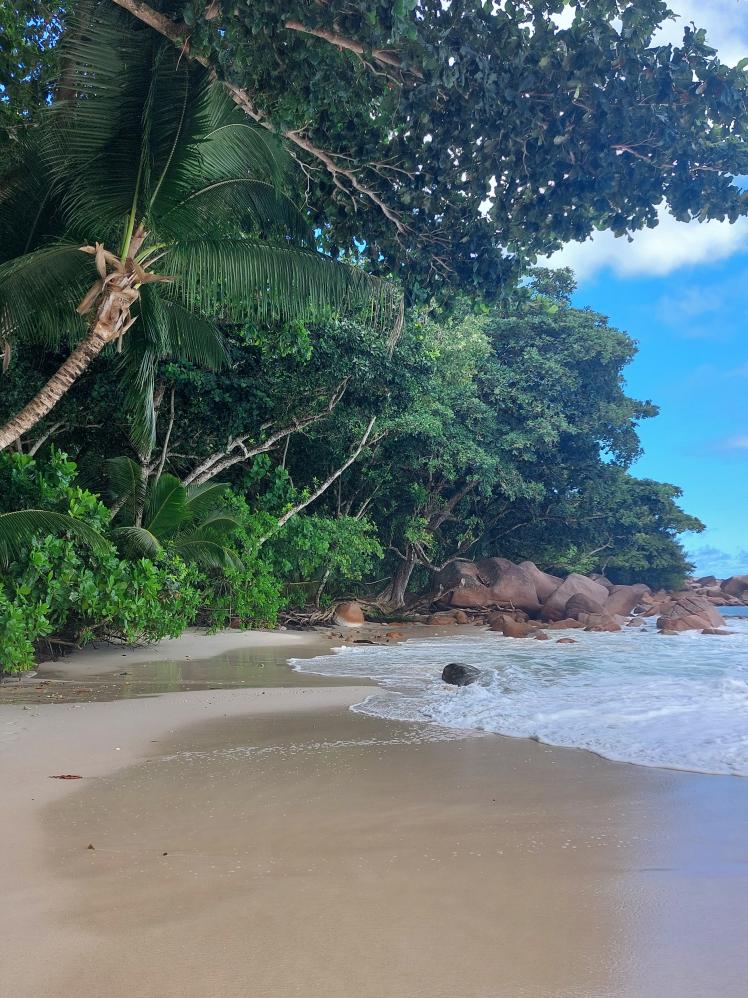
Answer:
[258, 417, 377, 546]
[26, 421, 68, 456]
[110, 0, 411, 236]
[154, 387, 176, 482]
[182, 381, 349, 486]
[283, 19, 422, 80]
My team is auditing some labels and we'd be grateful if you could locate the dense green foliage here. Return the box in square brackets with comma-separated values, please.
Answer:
[0, 1, 394, 452]
[165, 0, 748, 296]
[0, 2, 724, 670]
[0, 1, 62, 129]
[0, 452, 201, 670]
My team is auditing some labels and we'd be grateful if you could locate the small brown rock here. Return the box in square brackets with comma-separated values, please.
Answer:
[334, 601, 365, 626]
[504, 619, 532, 638]
[556, 637, 577, 644]
[427, 612, 459, 626]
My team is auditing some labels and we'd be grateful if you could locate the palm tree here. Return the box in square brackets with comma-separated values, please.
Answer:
[106, 457, 241, 571]
[0, 509, 110, 570]
[0, 1, 392, 453]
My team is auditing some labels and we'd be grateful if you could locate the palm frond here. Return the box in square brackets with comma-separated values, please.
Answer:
[149, 84, 292, 216]
[163, 239, 397, 328]
[155, 180, 311, 243]
[143, 474, 187, 540]
[170, 537, 242, 571]
[115, 289, 169, 454]
[184, 482, 230, 521]
[0, 509, 109, 569]
[199, 86, 291, 184]
[191, 512, 241, 540]
[116, 290, 228, 454]
[0, 136, 61, 264]
[105, 456, 145, 523]
[158, 299, 228, 369]
[111, 525, 163, 560]
[0, 244, 92, 347]
[141, 48, 192, 213]
[41, 2, 152, 237]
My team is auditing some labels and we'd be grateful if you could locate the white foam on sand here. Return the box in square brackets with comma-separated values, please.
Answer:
[292, 611, 748, 776]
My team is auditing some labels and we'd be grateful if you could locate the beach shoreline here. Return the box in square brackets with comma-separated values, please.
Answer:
[2, 627, 748, 997]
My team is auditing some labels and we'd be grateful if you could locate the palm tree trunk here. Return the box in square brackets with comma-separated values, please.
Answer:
[0, 324, 112, 452]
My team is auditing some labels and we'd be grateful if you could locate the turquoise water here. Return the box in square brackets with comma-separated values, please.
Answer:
[293, 612, 748, 776]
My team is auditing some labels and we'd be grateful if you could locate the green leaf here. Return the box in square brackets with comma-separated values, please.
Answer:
[143, 474, 188, 539]
[0, 509, 109, 569]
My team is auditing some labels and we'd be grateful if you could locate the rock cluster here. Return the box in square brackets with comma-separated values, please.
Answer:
[430, 557, 730, 635]
[331, 563, 742, 638]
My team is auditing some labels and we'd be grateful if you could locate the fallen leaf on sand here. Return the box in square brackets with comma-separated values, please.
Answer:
[49, 774, 83, 780]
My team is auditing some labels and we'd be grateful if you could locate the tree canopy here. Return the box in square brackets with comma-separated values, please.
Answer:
[103, 0, 748, 297]
[0, 0, 727, 667]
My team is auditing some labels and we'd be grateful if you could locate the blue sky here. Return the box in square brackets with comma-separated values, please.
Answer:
[548, 2, 748, 577]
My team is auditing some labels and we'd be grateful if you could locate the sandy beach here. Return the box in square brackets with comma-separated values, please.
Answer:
[2, 629, 748, 998]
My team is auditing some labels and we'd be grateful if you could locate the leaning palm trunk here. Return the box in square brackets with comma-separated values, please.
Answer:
[0, 324, 117, 450]
[0, 238, 169, 452]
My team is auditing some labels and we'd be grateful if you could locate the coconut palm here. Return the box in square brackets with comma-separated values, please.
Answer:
[0, 509, 110, 570]
[0, 1, 392, 453]
[106, 456, 240, 570]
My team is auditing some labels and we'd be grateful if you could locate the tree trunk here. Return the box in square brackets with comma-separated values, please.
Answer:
[382, 551, 418, 609]
[0, 325, 112, 452]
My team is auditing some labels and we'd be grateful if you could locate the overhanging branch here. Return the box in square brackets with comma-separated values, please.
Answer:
[258, 416, 377, 546]
[110, 0, 411, 236]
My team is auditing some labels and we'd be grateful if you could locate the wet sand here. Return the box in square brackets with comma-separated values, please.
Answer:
[0, 627, 359, 702]
[2, 632, 748, 997]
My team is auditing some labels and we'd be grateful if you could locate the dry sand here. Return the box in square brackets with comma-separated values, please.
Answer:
[2, 629, 748, 998]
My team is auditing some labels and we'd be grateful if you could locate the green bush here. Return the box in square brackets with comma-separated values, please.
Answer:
[198, 494, 286, 629]
[0, 451, 201, 673]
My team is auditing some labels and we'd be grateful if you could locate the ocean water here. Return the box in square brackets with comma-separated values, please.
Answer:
[292, 607, 748, 776]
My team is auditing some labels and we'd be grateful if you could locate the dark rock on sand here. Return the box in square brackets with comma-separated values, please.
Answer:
[442, 663, 481, 686]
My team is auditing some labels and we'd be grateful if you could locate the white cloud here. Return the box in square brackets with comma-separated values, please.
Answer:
[542, 4, 748, 282]
[655, 1, 748, 67]
[687, 544, 748, 576]
[545, 211, 748, 280]
[716, 434, 748, 450]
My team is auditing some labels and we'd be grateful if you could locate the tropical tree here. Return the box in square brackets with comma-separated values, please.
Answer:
[112, 0, 748, 296]
[0, 1, 393, 453]
[0, 508, 109, 570]
[0, 0, 63, 130]
[283, 274, 665, 605]
[106, 457, 241, 570]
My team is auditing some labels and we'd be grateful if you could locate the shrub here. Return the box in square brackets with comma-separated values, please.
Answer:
[0, 451, 200, 672]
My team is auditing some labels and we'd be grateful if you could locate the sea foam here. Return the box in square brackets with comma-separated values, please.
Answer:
[291, 608, 748, 776]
